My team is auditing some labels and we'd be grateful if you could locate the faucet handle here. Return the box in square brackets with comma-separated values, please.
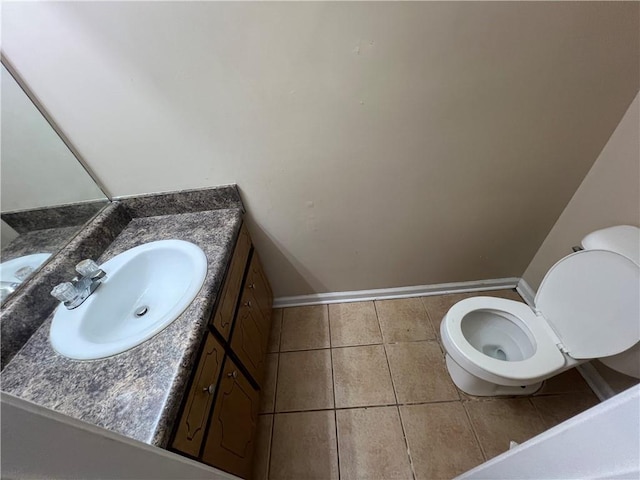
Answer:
[76, 259, 101, 277]
[51, 282, 78, 303]
[14, 266, 35, 281]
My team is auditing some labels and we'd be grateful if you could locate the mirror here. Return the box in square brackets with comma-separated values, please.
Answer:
[0, 62, 109, 303]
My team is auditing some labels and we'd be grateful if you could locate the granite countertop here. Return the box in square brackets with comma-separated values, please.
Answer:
[1, 225, 81, 263]
[1, 208, 243, 447]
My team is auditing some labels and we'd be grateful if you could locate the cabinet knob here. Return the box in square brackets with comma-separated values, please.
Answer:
[244, 300, 252, 308]
[202, 384, 215, 395]
[248, 283, 256, 289]
[227, 370, 238, 379]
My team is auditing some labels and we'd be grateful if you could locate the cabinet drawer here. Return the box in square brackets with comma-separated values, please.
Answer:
[245, 252, 273, 335]
[202, 357, 259, 479]
[172, 333, 225, 457]
[211, 224, 252, 340]
[230, 290, 268, 385]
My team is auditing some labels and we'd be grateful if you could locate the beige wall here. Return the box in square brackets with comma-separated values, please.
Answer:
[523, 94, 640, 291]
[2, 2, 638, 296]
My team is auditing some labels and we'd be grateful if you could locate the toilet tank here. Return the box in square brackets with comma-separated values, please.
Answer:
[581, 225, 639, 265]
[581, 225, 640, 379]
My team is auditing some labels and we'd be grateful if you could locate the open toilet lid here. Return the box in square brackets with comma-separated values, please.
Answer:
[535, 250, 640, 359]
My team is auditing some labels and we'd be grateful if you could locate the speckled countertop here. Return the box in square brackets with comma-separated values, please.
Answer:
[1, 208, 243, 447]
[1, 226, 80, 265]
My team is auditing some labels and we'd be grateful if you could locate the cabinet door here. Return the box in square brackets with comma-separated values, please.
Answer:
[230, 289, 267, 386]
[202, 357, 259, 479]
[172, 333, 225, 458]
[245, 252, 273, 334]
[211, 224, 252, 340]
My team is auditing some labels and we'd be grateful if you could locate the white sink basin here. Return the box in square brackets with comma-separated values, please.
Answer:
[0, 252, 52, 283]
[50, 240, 207, 360]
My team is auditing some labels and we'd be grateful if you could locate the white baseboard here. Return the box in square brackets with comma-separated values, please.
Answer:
[273, 277, 520, 308]
[577, 363, 616, 402]
[516, 278, 536, 307]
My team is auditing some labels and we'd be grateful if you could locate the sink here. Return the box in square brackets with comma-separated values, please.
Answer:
[0, 252, 52, 283]
[0, 253, 52, 301]
[50, 240, 207, 360]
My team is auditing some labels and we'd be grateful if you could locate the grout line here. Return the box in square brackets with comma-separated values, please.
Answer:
[271, 398, 464, 415]
[374, 303, 400, 405]
[527, 396, 548, 428]
[261, 414, 274, 480]
[277, 337, 443, 354]
[265, 354, 279, 479]
[396, 405, 417, 480]
[275, 308, 284, 354]
[265, 309, 283, 480]
[374, 301, 416, 479]
[462, 400, 488, 462]
[326, 304, 341, 480]
[419, 297, 440, 339]
[372, 298, 386, 342]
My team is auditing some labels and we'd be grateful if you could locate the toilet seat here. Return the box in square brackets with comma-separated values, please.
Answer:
[442, 297, 565, 385]
[535, 250, 640, 359]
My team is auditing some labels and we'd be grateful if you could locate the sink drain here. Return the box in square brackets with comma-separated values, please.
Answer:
[134, 306, 149, 317]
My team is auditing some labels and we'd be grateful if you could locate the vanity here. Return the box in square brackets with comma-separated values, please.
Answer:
[1, 59, 275, 479]
[1, 194, 274, 479]
[171, 223, 273, 478]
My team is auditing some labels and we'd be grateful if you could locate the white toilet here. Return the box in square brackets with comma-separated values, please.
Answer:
[440, 225, 640, 396]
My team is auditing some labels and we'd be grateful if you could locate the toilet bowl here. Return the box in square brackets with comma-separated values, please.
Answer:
[441, 249, 640, 396]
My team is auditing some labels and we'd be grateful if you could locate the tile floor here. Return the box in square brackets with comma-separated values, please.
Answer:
[253, 289, 600, 480]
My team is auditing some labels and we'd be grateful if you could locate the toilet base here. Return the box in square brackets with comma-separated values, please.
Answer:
[445, 354, 542, 396]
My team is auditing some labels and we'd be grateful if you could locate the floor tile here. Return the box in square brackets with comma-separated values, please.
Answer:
[280, 305, 330, 352]
[267, 308, 283, 353]
[280, 305, 330, 351]
[329, 301, 382, 347]
[259, 353, 278, 414]
[336, 406, 413, 480]
[531, 392, 600, 430]
[535, 367, 593, 395]
[464, 398, 546, 460]
[400, 403, 484, 479]
[386, 341, 459, 403]
[275, 349, 333, 412]
[270, 410, 339, 480]
[252, 414, 272, 480]
[375, 297, 435, 342]
[332, 345, 396, 408]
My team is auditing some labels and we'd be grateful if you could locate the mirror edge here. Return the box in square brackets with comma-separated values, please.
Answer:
[1, 54, 112, 201]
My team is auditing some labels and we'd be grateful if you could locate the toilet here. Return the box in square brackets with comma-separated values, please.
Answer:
[440, 225, 640, 396]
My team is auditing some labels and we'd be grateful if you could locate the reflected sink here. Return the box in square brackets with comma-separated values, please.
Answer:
[0, 253, 52, 301]
[0, 252, 52, 283]
[50, 240, 207, 360]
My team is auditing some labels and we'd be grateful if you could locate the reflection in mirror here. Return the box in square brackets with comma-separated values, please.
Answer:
[1, 63, 108, 303]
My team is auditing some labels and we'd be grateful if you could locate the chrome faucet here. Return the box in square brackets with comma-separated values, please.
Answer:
[51, 259, 106, 309]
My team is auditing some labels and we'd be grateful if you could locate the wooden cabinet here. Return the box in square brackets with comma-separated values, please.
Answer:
[245, 252, 273, 331]
[230, 288, 268, 386]
[201, 357, 259, 479]
[210, 225, 252, 340]
[171, 222, 273, 479]
[172, 333, 225, 457]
